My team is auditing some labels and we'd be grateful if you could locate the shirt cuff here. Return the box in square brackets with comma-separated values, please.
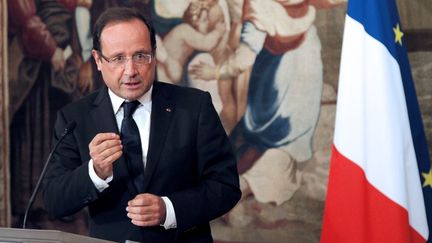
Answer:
[161, 196, 177, 229]
[88, 159, 113, 192]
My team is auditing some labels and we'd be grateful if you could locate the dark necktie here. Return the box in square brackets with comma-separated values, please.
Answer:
[121, 100, 144, 193]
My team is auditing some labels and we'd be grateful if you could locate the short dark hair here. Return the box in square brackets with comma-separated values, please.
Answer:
[92, 7, 156, 53]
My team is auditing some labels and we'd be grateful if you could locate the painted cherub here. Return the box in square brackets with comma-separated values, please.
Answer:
[156, 0, 226, 84]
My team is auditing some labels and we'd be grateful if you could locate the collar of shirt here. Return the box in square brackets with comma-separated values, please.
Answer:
[108, 86, 153, 115]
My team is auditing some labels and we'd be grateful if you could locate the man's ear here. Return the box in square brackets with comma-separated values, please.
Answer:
[92, 50, 102, 71]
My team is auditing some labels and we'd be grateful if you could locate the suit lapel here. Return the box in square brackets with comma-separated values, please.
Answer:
[90, 87, 118, 134]
[90, 87, 131, 185]
[142, 82, 174, 191]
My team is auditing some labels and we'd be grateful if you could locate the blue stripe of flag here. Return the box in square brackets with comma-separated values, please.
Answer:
[348, 0, 432, 241]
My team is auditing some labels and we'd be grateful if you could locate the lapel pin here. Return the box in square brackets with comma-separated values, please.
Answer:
[165, 108, 172, 112]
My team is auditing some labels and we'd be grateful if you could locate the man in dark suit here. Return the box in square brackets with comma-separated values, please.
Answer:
[42, 7, 241, 242]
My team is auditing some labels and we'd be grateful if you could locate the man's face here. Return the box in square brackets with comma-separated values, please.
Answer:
[92, 18, 156, 100]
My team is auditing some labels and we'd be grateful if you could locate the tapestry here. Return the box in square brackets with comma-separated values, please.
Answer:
[3, 0, 432, 242]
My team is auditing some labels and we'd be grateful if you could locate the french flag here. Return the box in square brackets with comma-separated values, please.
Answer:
[321, 0, 432, 242]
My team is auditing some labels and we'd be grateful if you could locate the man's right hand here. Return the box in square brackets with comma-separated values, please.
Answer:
[89, 133, 123, 179]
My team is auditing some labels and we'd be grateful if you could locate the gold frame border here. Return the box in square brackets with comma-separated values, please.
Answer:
[0, 0, 10, 227]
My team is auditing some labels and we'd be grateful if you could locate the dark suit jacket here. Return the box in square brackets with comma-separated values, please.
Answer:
[42, 81, 241, 242]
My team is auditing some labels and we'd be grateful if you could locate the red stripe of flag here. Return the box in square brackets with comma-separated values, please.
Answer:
[321, 145, 425, 243]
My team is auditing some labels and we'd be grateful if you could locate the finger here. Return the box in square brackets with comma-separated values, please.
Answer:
[92, 149, 122, 179]
[92, 146, 123, 167]
[89, 134, 121, 154]
[97, 133, 120, 144]
[90, 140, 122, 162]
[90, 133, 120, 147]
[126, 195, 165, 227]
[101, 150, 123, 166]
[126, 206, 162, 226]
[97, 139, 123, 154]
[127, 195, 163, 216]
[129, 215, 160, 227]
[127, 205, 153, 216]
[128, 193, 157, 207]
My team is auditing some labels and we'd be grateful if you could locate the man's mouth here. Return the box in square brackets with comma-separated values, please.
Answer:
[122, 79, 141, 87]
[124, 82, 139, 85]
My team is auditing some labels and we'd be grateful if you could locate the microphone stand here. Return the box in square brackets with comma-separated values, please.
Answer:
[22, 121, 76, 229]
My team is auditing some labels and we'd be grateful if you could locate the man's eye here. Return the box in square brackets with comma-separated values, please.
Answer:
[134, 53, 147, 60]
[111, 56, 126, 63]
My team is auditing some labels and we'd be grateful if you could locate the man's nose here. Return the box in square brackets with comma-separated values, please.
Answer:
[123, 58, 138, 76]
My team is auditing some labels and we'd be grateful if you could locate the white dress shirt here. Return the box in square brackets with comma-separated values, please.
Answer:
[88, 86, 177, 229]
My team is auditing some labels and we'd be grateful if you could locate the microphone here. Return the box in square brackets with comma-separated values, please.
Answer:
[22, 121, 77, 229]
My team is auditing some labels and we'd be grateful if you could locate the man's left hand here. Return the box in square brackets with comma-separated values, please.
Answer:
[126, 193, 166, 227]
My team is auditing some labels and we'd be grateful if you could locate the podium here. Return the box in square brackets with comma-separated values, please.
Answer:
[0, 227, 115, 243]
